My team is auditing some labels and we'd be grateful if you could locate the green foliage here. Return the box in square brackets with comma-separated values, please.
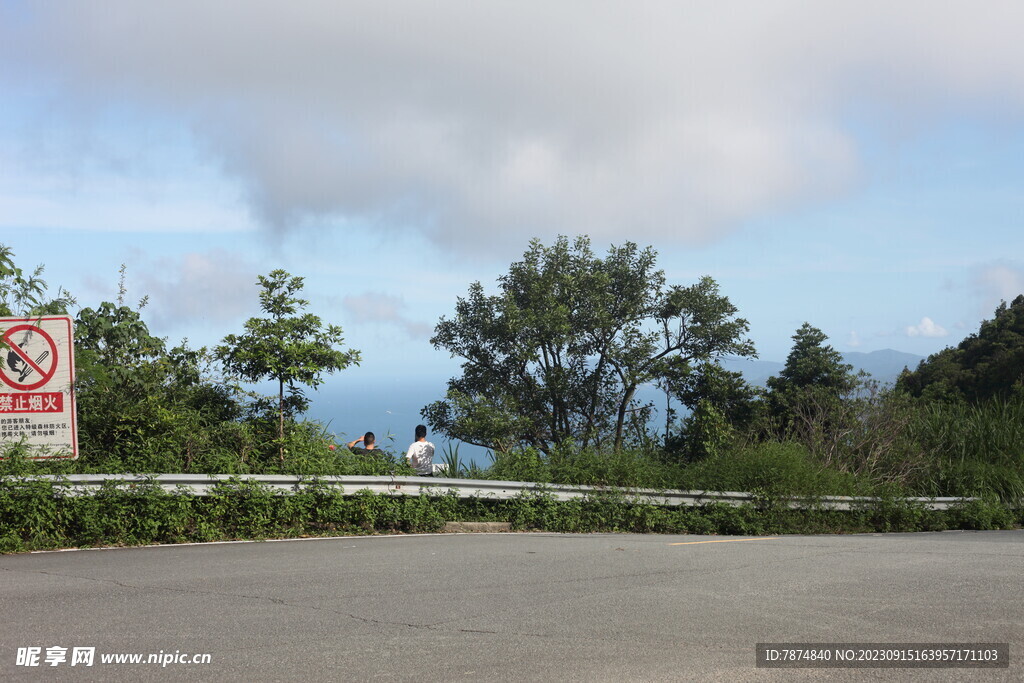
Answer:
[858, 492, 946, 533]
[681, 399, 734, 462]
[660, 360, 761, 462]
[679, 441, 865, 497]
[4, 238, 1023, 545]
[771, 323, 856, 392]
[674, 362, 761, 429]
[425, 236, 755, 454]
[765, 323, 860, 438]
[546, 443, 678, 488]
[944, 497, 1018, 531]
[489, 447, 552, 483]
[437, 442, 490, 479]
[216, 270, 360, 460]
[72, 302, 250, 472]
[3, 477, 1015, 553]
[898, 295, 1024, 402]
[898, 396, 1024, 502]
[0, 478, 466, 551]
[0, 243, 75, 317]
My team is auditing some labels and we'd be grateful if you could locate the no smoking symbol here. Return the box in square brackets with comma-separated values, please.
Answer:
[2, 324, 59, 391]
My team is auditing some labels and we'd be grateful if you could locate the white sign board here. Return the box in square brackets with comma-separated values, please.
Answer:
[0, 316, 78, 459]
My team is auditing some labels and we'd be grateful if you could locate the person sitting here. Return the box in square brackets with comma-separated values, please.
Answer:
[405, 424, 435, 476]
[347, 432, 383, 457]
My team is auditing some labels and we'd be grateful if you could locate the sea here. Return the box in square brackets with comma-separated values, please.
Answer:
[302, 375, 494, 469]
[301, 375, 670, 470]
[297, 351, 918, 470]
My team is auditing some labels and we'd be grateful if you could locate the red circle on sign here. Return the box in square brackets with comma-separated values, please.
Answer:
[1, 324, 59, 391]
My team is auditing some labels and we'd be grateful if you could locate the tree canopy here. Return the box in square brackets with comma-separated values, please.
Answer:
[766, 323, 859, 435]
[897, 295, 1024, 402]
[216, 270, 360, 459]
[423, 236, 756, 453]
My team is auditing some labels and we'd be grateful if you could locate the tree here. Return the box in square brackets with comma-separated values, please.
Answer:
[766, 323, 859, 436]
[74, 301, 242, 468]
[0, 244, 75, 317]
[216, 270, 360, 460]
[424, 236, 756, 454]
[675, 362, 760, 427]
[897, 295, 1024, 402]
[660, 360, 761, 461]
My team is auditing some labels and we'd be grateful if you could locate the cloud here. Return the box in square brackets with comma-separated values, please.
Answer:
[5, 2, 1024, 253]
[905, 317, 948, 338]
[846, 331, 863, 348]
[973, 262, 1024, 315]
[342, 291, 432, 339]
[126, 250, 258, 332]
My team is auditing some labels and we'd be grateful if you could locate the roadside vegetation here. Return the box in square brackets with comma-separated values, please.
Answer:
[0, 477, 1016, 553]
[1, 238, 1023, 549]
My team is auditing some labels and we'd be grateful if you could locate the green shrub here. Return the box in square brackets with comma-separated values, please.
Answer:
[0, 478, 1019, 554]
[679, 441, 865, 496]
[945, 498, 1018, 531]
[489, 447, 551, 483]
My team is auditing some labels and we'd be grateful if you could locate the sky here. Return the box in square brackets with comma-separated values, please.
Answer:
[2, 2, 1024, 441]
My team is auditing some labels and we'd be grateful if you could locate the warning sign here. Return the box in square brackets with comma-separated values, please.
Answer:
[0, 316, 77, 459]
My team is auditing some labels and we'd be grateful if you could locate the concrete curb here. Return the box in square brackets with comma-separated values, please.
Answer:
[442, 521, 513, 533]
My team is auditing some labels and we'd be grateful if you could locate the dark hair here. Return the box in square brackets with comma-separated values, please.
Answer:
[364, 432, 375, 446]
[415, 424, 427, 440]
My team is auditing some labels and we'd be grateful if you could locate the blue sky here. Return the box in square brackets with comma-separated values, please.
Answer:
[2, 2, 1024, 439]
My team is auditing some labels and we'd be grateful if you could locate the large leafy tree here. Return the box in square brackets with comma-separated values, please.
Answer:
[897, 295, 1024, 402]
[424, 236, 756, 453]
[216, 270, 360, 460]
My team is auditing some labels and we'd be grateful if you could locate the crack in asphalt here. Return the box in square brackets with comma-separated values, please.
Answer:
[0, 566, 541, 639]
[0, 566, 688, 643]
[345, 612, 512, 636]
[0, 566, 293, 605]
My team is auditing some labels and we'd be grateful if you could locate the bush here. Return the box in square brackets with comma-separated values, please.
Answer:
[678, 441, 866, 497]
[489, 447, 551, 483]
[0, 476, 1018, 553]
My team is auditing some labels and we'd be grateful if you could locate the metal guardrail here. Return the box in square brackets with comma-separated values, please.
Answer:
[9, 474, 978, 511]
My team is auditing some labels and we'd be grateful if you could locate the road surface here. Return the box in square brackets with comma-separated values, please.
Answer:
[1, 531, 1021, 680]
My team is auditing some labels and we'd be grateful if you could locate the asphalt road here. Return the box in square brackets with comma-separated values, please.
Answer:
[1, 531, 1022, 681]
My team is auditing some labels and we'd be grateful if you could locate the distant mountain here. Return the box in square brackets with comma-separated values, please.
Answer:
[721, 349, 924, 388]
[842, 349, 924, 384]
[719, 358, 784, 388]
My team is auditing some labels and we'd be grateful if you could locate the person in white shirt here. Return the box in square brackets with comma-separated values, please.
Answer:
[405, 424, 435, 476]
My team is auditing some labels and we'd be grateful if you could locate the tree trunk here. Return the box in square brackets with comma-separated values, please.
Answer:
[613, 384, 637, 453]
[665, 386, 671, 450]
[278, 378, 285, 462]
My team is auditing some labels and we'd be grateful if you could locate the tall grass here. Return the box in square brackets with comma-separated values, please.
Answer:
[758, 390, 1024, 503]
[903, 397, 1024, 502]
[678, 441, 867, 496]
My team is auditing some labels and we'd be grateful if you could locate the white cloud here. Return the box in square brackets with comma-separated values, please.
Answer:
[127, 250, 259, 331]
[342, 291, 432, 339]
[0, 106, 254, 234]
[846, 330, 863, 348]
[4, 2, 1024, 252]
[905, 317, 948, 338]
[973, 262, 1024, 315]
